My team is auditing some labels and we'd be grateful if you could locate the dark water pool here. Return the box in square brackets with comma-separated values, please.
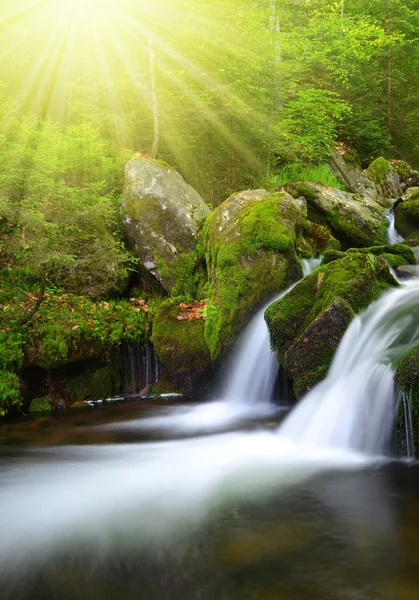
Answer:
[1, 403, 419, 600]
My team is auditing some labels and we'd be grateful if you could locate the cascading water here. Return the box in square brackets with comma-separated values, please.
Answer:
[221, 258, 321, 406]
[386, 210, 404, 245]
[277, 277, 419, 455]
[107, 258, 322, 432]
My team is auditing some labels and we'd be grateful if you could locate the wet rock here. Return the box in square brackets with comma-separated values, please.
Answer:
[289, 182, 387, 249]
[265, 253, 398, 397]
[394, 191, 419, 238]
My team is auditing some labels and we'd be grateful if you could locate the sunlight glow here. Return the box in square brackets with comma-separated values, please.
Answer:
[48, 0, 109, 20]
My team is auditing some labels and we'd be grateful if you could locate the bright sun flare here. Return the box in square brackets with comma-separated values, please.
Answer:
[49, 0, 109, 19]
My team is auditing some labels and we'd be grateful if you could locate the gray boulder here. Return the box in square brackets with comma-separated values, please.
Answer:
[290, 182, 387, 248]
[122, 159, 210, 292]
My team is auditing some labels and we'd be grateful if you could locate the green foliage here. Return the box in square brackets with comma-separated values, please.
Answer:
[269, 164, 345, 190]
[367, 157, 390, 184]
[29, 397, 52, 413]
[0, 370, 22, 416]
[0, 112, 133, 299]
[276, 89, 351, 163]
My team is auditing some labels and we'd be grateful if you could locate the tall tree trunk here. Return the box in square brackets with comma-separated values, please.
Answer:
[386, 1, 392, 138]
[148, 28, 159, 159]
[267, 0, 281, 178]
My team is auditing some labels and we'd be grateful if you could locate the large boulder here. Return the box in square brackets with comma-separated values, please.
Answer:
[203, 189, 306, 360]
[329, 146, 375, 195]
[289, 182, 387, 248]
[122, 159, 210, 293]
[152, 299, 212, 394]
[265, 253, 398, 398]
[394, 188, 419, 238]
[366, 157, 403, 205]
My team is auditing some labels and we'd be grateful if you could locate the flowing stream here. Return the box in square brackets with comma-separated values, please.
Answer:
[2, 258, 419, 599]
[278, 278, 419, 453]
[114, 258, 322, 433]
[386, 211, 404, 245]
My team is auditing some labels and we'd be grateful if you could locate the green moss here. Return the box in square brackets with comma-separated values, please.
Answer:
[327, 210, 387, 247]
[152, 299, 212, 392]
[203, 192, 303, 359]
[266, 253, 398, 395]
[367, 157, 390, 184]
[347, 243, 415, 264]
[241, 197, 294, 253]
[397, 346, 419, 454]
[0, 370, 22, 416]
[67, 364, 119, 401]
[395, 199, 419, 238]
[29, 397, 52, 413]
[322, 250, 347, 265]
[289, 183, 319, 202]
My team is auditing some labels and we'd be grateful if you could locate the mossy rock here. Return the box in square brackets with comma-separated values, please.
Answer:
[367, 157, 391, 185]
[366, 157, 402, 205]
[322, 244, 415, 269]
[295, 182, 387, 248]
[286, 298, 355, 398]
[29, 397, 52, 413]
[203, 190, 306, 360]
[303, 222, 341, 255]
[122, 158, 210, 292]
[396, 346, 419, 456]
[152, 300, 212, 394]
[66, 364, 120, 402]
[395, 198, 419, 238]
[265, 253, 398, 397]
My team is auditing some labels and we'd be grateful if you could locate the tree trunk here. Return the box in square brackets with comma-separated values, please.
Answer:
[386, 1, 392, 137]
[148, 28, 159, 159]
[267, 0, 281, 178]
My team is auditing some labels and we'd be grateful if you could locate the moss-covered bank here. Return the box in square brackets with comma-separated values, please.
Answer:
[265, 253, 398, 398]
[203, 190, 306, 360]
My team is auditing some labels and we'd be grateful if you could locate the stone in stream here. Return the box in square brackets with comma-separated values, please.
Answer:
[265, 252, 399, 398]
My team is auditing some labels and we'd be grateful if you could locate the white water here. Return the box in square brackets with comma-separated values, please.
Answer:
[386, 211, 404, 244]
[0, 434, 370, 574]
[278, 278, 419, 454]
[109, 258, 322, 433]
[3, 259, 418, 579]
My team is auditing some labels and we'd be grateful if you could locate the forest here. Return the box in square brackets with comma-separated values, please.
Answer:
[2, 1, 419, 599]
[0, 0, 418, 415]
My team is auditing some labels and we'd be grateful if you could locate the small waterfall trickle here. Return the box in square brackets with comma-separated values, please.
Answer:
[278, 278, 419, 455]
[121, 340, 159, 397]
[386, 211, 404, 245]
[395, 389, 416, 459]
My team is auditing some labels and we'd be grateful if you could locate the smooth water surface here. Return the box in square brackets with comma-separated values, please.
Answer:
[1, 405, 419, 600]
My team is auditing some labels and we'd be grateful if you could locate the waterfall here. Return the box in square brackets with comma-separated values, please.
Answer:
[386, 211, 404, 245]
[121, 340, 158, 397]
[222, 257, 322, 406]
[109, 258, 322, 432]
[396, 389, 416, 458]
[278, 278, 419, 455]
